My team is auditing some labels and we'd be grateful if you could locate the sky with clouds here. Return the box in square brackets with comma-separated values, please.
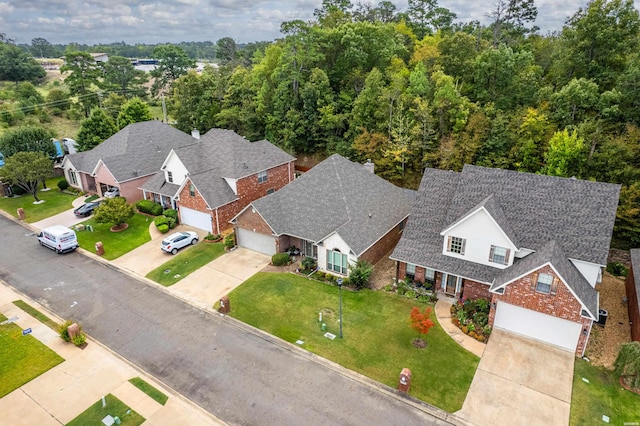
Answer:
[1, 0, 636, 45]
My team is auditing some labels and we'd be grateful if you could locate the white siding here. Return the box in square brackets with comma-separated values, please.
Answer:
[318, 233, 357, 276]
[165, 153, 189, 184]
[570, 259, 602, 288]
[442, 208, 515, 268]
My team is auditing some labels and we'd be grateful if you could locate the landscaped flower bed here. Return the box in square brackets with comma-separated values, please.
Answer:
[450, 298, 492, 342]
[384, 278, 439, 304]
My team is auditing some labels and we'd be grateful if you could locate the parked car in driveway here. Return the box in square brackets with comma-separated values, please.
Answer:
[73, 201, 102, 217]
[161, 231, 199, 254]
[104, 187, 120, 198]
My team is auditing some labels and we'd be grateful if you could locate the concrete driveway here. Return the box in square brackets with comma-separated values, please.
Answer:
[31, 195, 89, 230]
[112, 224, 208, 276]
[456, 329, 574, 426]
[170, 247, 270, 309]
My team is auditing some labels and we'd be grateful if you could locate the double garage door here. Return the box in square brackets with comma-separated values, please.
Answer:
[179, 207, 212, 233]
[493, 302, 582, 352]
[237, 228, 276, 255]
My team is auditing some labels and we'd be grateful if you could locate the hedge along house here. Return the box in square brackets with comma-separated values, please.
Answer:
[231, 154, 414, 277]
[61, 121, 195, 201]
[140, 128, 295, 235]
[391, 165, 620, 356]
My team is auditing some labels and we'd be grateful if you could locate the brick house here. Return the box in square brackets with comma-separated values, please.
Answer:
[231, 154, 414, 277]
[627, 249, 640, 342]
[391, 165, 620, 356]
[61, 121, 195, 201]
[140, 128, 295, 234]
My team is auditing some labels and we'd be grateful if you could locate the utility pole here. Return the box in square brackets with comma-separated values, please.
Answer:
[161, 94, 168, 123]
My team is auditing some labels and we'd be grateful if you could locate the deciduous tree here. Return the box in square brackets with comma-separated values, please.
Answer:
[0, 151, 52, 202]
[77, 109, 118, 151]
[409, 306, 435, 347]
[116, 97, 152, 129]
[93, 196, 135, 230]
[151, 45, 196, 95]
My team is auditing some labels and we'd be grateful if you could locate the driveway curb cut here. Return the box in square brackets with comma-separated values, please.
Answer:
[3, 210, 469, 425]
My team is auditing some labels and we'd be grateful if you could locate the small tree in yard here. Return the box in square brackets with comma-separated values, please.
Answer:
[93, 197, 135, 231]
[614, 341, 640, 390]
[0, 151, 52, 202]
[348, 259, 373, 289]
[409, 306, 435, 348]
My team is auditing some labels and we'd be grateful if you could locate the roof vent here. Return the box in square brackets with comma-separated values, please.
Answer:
[363, 159, 375, 174]
[369, 213, 372, 218]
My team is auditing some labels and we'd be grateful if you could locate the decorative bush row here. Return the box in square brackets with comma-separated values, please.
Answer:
[136, 199, 163, 216]
[384, 278, 438, 304]
[154, 215, 176, 233]
[450, 298, 492, 342]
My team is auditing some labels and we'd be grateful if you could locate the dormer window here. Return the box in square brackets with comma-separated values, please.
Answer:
[447, 236, 465, 255]
[167, 171, 173, 183]
[489, 245, 510, 265]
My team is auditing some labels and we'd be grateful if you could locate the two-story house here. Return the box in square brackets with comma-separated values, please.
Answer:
[391, 165, 620, 356]
[140, 128, 295, 234]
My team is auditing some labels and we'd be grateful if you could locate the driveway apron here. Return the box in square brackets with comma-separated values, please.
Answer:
[456, 329, 574, 426]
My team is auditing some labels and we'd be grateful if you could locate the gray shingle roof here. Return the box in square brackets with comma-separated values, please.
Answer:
[248, 154, 414, 256]
[491, 240, 598, 317]
[631, 249, 640, 323]
[170, 128, 295, 209]
[65, 121, 195, 182]
[139, 171, 181, 197]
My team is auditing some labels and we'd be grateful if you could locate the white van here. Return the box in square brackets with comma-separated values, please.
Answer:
[37, 225, 79, 254]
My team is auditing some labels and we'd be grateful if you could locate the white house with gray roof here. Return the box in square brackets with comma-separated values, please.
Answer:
[232, 154, 414, 277]
[391, 165, 620, 356]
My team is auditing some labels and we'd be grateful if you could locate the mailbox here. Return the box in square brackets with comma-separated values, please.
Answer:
[219, 296, 230, 314]
[398, 368, 412, 393]
[95, 241, 104, 256]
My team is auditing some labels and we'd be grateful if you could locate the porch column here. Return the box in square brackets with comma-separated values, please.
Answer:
[441, 272, 448, 292]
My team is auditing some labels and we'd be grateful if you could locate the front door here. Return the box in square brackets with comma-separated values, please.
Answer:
[445, 274, 458, 295]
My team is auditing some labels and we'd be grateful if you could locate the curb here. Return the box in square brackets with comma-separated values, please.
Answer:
[2, 209, 469, 425]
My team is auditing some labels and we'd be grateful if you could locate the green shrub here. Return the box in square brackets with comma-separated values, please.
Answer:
[348, 259, 373, 289]
[72, 333, 87, 346]
[136, 199, 163, 215]
[272, 253, 291, 266]
[405, 289, 416, 299]
[154, 215, 168, 226]
[57, 179, 70, 191]
[301, 256, 317, 270]
[473, 311, 489, 327]
[157, 224, 169, 233]
[224, 233, 235, 249]
[204, 233, 221, 241]
[58, 320, 73, 342]
[163, 209, 178, 220]
[606, 261, 628, 277]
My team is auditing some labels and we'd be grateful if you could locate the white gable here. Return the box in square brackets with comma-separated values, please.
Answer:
[317, 232, 357, 276]
[570, 259, 602, 288]
[163, 150, 189, 184]
[441, 207, 516, 268]
[224, 177, 238, 196]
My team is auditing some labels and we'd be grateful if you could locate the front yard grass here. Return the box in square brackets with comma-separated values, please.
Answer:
[75, 213, 151, 260]
[66, 393, 144, 426]
[12, 300, 59, 331]
[228, 273, 479, 412]
[0, 313, 64, 398]
[146, 242, 225, 286]
[0, 177, 76, 222]
[570, 358, 640, 425]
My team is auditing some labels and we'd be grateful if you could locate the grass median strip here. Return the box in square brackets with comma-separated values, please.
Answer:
[66, 393, 144, 426]
[228, 272, 479, 412]
[146, 242, 225, 286]
[0, 313, 64, 398]
[128, 377, 168, 405]
[12, 300, 59, 331]
[570, 358, 640, 425]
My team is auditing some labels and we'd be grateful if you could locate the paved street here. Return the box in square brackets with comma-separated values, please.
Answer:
[0, 214, 455, 425]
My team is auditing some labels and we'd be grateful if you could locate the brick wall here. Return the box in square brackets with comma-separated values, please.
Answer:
[462, 279, 492, 301]
[176, 179, 214, 228]
[626, 265, 640, 341]
[235, 163, 293, 206]
[488, 265, 591, 356]
[359, 219, 407, 266]
[235, 205, 273, 235]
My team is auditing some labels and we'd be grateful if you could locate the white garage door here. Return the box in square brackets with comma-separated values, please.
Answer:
[237, 228, 276, 255]
[493, 302, 582, 352]
[179, 207, 212, 233]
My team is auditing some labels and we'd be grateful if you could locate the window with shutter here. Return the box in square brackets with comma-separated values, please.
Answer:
[447, 236, 465, 254]
[535, 273, 553, 294]
[530, 273, 538, 291]
[550, 277, 559, 295]
[489, 246, 509, 265]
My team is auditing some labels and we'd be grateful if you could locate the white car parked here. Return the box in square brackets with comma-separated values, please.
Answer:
[161, 231, 199, 254]
[104, 187, 120, 198]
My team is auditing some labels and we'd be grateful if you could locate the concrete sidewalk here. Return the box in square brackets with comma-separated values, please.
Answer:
[0, 283, 224, 426]
[434, 299, 486, 358]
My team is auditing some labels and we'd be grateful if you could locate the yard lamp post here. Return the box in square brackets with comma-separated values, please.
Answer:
[337, 278, 343, 338]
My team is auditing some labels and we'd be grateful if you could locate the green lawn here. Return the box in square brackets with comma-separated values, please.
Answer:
[0, 313, 64, 398]
[0, 177, 77, 222]
[570, 358, 640, 425]
[12, 300, 59, 331]
[146, 242, 226, 286]
[66, 394, 144, 426]
[128, 377, 168, 405]
[75, 213, 152, 260]
[228, 273, 479, 412]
